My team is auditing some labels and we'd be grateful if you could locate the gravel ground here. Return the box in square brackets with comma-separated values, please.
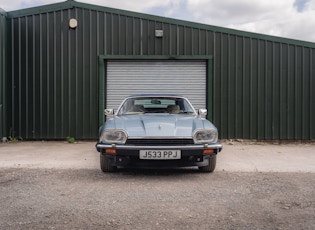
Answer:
[0, 141, 315, 229]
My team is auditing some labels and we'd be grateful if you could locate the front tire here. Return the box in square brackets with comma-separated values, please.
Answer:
[199, 155, 216, 172]
[100, 154, 117, 172]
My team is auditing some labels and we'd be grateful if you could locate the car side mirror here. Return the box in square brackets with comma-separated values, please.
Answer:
[104, 109, 114, 116]
[199, 109, 207, 118]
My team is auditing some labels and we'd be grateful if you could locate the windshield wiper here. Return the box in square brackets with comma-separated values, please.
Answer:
[179, 111, 194, 114]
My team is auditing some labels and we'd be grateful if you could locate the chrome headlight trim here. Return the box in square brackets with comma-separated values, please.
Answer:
[193, 129, 218, 144]
[100, 129, 128, 144]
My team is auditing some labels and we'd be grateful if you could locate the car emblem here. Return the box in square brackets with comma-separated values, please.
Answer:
[159, 124, 162, 129]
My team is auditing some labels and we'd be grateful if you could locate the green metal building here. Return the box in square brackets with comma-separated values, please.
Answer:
[0, 8, 6, 139]
[0, 0, 314, 140]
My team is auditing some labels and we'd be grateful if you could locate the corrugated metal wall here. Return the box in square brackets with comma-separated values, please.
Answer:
[0, 9, 6, 139]
[5, 1, 315, 140]
[6, 8, 99, 139]
[213, 35, 315, 139]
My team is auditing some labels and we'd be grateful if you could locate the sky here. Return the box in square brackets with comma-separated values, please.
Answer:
[0, 0, 315, 43]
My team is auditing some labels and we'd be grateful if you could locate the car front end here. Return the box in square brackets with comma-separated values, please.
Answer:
[96, 94, 222, 172]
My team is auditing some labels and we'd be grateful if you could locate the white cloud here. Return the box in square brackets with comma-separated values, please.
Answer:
[186, 0, 294, 26]
[185, 0, 315, 42]
[233, 1, 315, 42]
[187, 0, 289, 22]
[87, 0, 172, 12]
[0, 0, 169, 11]
[0, 0, 60, 11]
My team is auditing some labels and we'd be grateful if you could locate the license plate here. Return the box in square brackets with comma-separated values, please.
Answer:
[139, 150, 181, 160]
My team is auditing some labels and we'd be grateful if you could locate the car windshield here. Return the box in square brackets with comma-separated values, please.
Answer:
[118, 97, 195, 115]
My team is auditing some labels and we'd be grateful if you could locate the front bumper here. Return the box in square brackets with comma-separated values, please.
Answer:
[96, 143, 223, 151]
[96, 142, 222, 168]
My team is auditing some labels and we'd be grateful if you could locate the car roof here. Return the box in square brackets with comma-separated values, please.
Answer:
[126, 94, 186, 98]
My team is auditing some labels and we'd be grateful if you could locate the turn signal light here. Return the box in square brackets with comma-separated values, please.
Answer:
[203, 149, 215, 154]
[106, 149, 116, 154]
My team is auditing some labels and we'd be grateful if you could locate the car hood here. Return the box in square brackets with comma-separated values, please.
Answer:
[104, 114, 217, 137]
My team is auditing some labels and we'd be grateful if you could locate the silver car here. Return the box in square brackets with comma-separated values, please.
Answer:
[96, 94, 222, 172]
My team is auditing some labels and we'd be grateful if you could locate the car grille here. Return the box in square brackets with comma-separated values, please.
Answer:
[125, 139, 194, 146]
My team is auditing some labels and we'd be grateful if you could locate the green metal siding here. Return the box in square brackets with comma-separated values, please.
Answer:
[213, 35, 315, 139]
[0, 9, 6, 138]
[5, 1, 315, 140]
[7, 9, 99, 139]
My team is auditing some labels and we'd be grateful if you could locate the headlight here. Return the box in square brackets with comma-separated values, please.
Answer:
[100, 130, 127, 144]
[193, 129, 218, 144]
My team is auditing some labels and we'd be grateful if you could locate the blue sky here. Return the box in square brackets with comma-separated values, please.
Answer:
[294, 0, 309, 11]
[1, 0, 315, 43]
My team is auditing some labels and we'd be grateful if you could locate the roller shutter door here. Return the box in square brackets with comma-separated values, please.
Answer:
[106, 60, 206, 110]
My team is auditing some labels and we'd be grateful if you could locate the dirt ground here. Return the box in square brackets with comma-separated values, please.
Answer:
[0, 140, 315, 229]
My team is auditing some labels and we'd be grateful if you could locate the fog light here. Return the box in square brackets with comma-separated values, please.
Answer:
[106, 149, 116, 154]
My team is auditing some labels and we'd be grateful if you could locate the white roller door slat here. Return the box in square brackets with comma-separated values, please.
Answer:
[106, 61, 206, 110]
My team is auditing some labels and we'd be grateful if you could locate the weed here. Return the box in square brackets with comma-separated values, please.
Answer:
[67, 136, 75, 143]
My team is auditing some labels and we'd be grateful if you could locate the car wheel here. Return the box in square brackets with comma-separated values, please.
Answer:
[100, 154, 117, 172]
[199, 155, 216, 172]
